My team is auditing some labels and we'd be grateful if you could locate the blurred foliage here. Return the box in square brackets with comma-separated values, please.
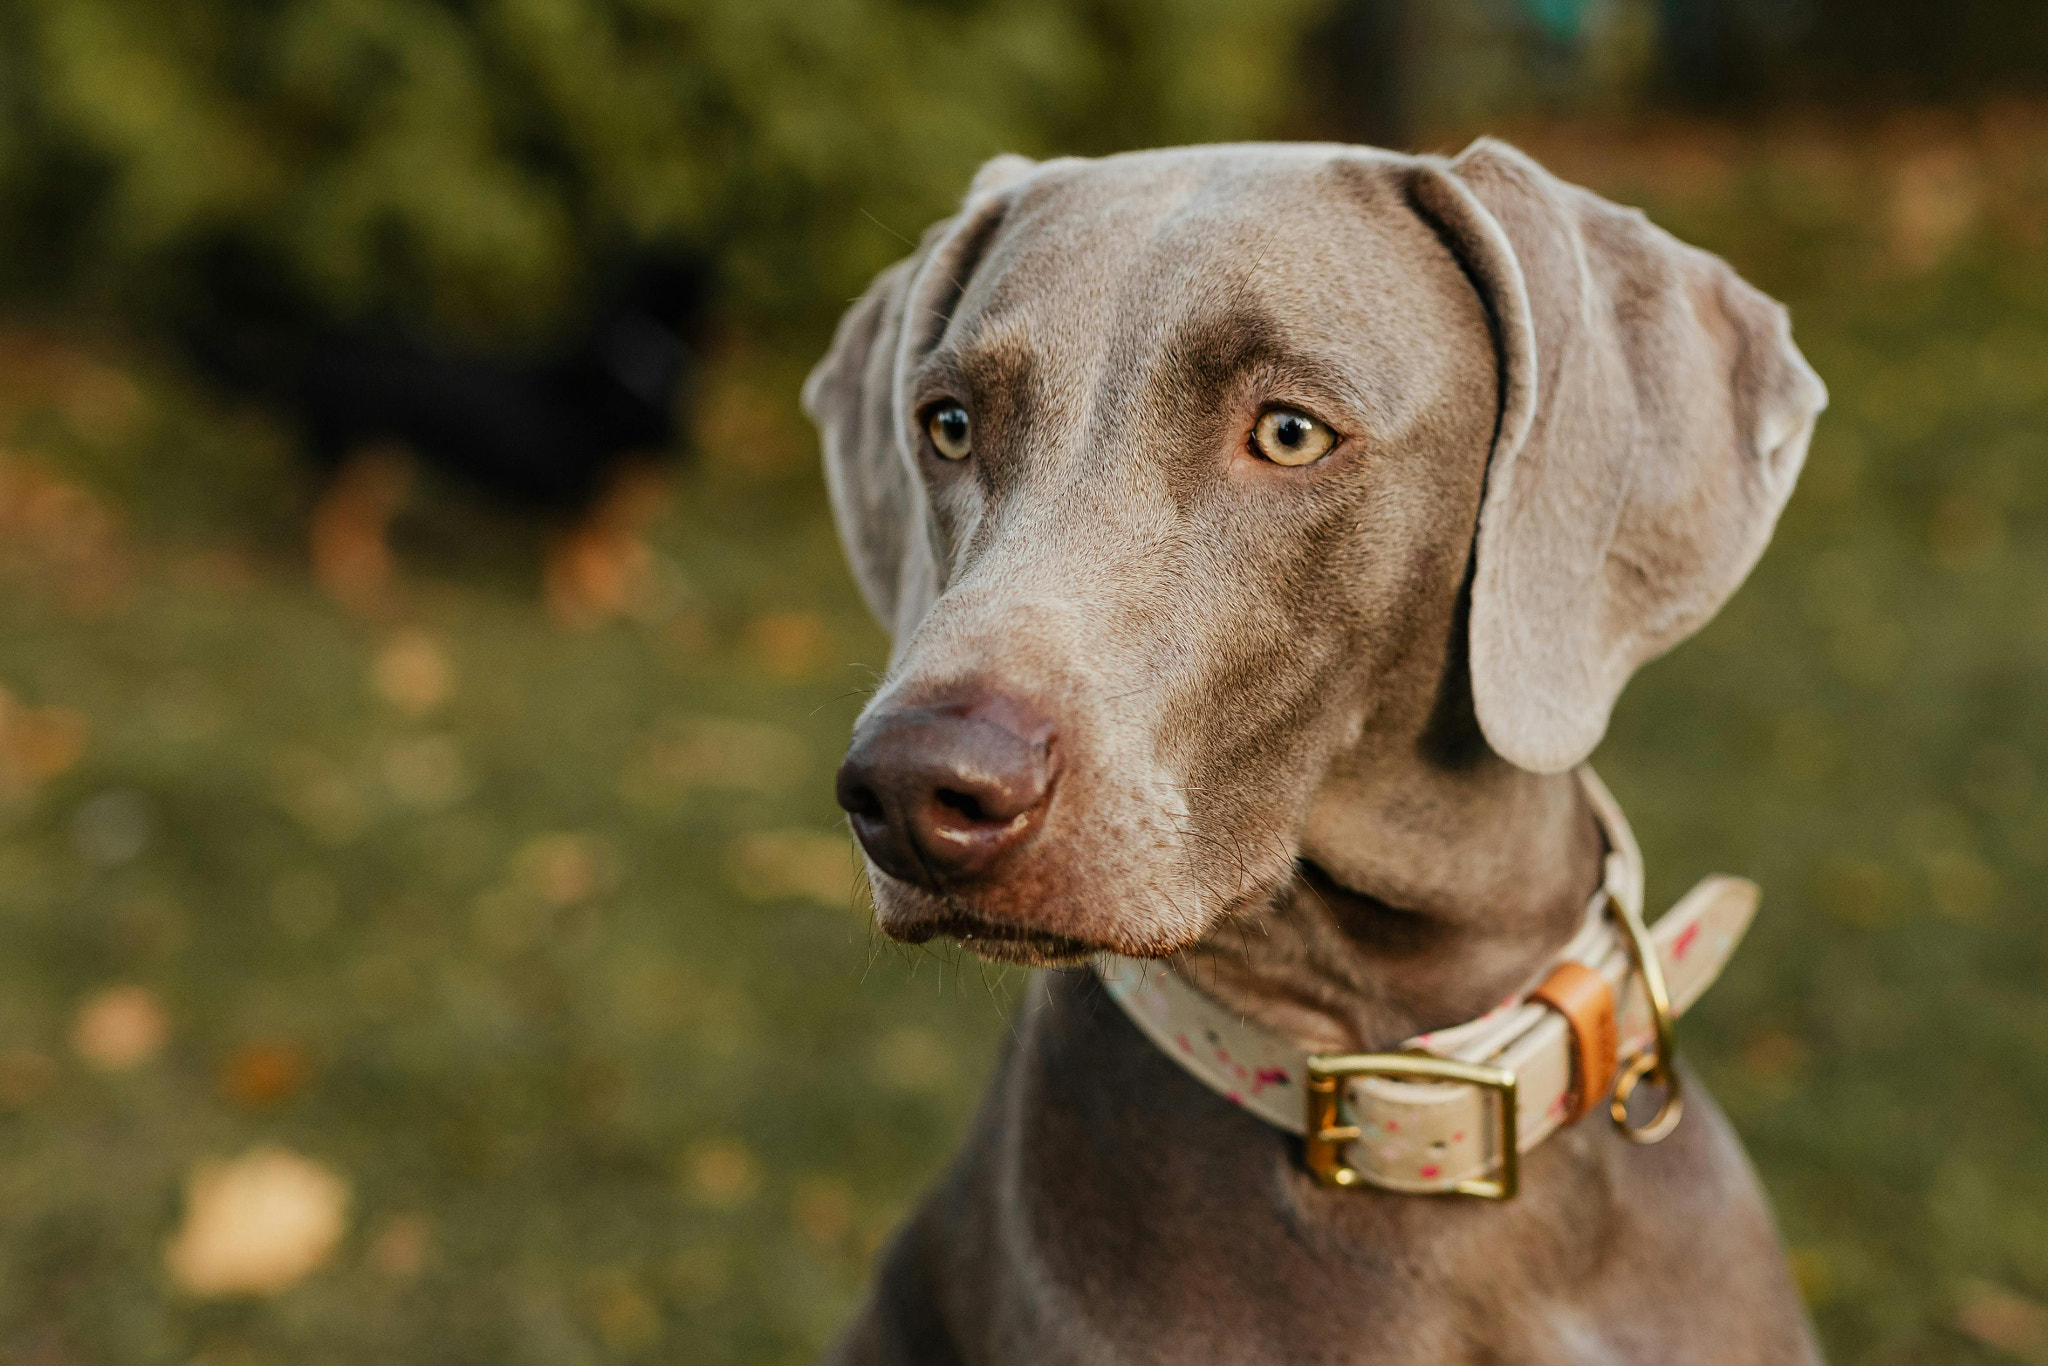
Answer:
[0, 0, 1334, 339]
[1307, 1, 2048, 153]
[1654, 0, 2048, 109]
[2, 64, 2048, 1366]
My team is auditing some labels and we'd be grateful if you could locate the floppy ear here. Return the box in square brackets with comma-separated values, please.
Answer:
[802, 246, 939, 648]
[967, 152, 1037, 198]
[802, 155, 1035, 650]
[1410, 139, 1827, 774]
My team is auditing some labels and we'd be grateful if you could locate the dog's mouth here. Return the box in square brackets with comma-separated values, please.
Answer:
[869, 853, 1296, 969]
[890, 911, 1101, 968]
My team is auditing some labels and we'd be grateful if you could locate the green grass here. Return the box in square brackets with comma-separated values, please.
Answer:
[2, 124, 2047, 1364]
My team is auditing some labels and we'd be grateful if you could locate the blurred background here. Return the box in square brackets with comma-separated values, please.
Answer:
[0, 0, 2045, 1361]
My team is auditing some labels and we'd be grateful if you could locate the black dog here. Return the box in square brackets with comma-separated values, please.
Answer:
[179, 243, 711, 619]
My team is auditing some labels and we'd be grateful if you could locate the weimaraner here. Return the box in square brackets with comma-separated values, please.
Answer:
[804, 138, 1828, 1364]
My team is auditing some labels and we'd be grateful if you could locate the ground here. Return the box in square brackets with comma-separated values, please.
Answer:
[0, 111, 2046, 1365]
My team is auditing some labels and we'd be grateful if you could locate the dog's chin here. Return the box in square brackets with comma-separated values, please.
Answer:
[949, 929, 1099, 969]
[886, 908, 1101, 968]
[869, 876, 1204, 968]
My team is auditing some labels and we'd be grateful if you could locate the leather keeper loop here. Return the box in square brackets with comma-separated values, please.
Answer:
[1529, 961, 1617, 1123]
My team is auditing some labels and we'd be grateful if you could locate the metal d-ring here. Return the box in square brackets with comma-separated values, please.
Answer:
[1606, 892, 1684, 1145]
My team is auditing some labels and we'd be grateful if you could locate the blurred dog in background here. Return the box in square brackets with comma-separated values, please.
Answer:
[178, 243, 711, 624]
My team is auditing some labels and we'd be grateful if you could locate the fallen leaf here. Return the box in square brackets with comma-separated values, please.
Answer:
[165, 1147, 351, 1297]
[365, 1212, 433, 1278]
[72, 985, 168, 1071]
[514, 832, 613, 906]
[682, 1138, 760, 1211]
[0, 1049, 57, 1107]
[744, 610, 827, 678]
[370, 630, 455, 717]
[791, 1176, 854, 1249]
[11, 705, 88, 780]
[582, 1267, 662, 1352]
[1958, 1280, 2048, 1365]
[725, 828, 855, 905]
[218, 1039, 312, 1108]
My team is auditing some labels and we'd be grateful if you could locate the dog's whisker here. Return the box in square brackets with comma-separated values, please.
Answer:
[857, 207, 920, 253]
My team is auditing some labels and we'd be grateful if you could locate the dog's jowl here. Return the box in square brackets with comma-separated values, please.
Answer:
[806, 140, 1827, 1365]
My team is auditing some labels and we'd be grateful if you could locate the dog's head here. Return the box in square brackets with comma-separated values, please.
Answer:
[804, 141, 1824, 966]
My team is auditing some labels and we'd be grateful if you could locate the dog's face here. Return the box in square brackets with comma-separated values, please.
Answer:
[828, 148, 1499, 962]
[806, 142, 1824, 966]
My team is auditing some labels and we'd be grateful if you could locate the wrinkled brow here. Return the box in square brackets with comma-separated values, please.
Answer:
[915, 309, 1035, 401]
[918, 296, 1371, 454]
[913, 326, 1043, 486]
[1151, 304, 1373, 418]
[956, 331, 1038, 408]
[1158, 304, 1285, 397]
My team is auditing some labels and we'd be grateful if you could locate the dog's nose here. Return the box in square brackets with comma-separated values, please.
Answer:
[836, 693, 1057, 888]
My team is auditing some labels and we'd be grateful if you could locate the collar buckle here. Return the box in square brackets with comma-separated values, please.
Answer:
[1303, 1053, 1520, 1200]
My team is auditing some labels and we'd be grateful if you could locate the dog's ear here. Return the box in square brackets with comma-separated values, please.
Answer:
[968, 152, 1037, 198]
[1409, 139, 1826, 774]
[803, 156, 1033, 649]
[803, 246, 939, 648]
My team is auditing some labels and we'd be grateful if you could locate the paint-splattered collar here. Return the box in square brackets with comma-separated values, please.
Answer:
[1095, 769, 1758, 1198]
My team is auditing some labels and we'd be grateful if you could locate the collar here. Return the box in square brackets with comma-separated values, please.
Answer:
[1093, 768, 1758, 1199]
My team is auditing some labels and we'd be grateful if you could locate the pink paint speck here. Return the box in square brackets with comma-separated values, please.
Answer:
[1175, 1033, 1193, 1054]
[1673, 924, 1701, 961]
[1420, 1164, 1441, 1179]
[1226, 1091, 1244, 1105]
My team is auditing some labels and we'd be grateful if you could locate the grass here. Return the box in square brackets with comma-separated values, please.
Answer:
[2, 111, 2047, 1364]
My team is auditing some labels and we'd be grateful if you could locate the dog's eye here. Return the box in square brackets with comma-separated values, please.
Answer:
[927, 403, 972, 461]
[1250, 408, 1337, 467]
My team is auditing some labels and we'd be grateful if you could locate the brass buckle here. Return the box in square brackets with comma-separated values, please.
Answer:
[1303, 1053, 1520, 1200]
[1606, 892, 1684, 1144]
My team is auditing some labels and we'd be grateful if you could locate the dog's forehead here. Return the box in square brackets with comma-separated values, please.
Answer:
[983, 148, 1368, 325]
[925, 145, 1474, 454]
[934, 146, 1466, 415]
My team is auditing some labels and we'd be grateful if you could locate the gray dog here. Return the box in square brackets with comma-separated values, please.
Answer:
[804, 138, 1827, 1364]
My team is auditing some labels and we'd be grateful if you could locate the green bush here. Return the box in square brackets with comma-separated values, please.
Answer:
[0, 0, 1335, 338]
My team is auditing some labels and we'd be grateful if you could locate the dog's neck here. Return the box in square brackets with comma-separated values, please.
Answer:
[1179, 748, 1603, 1056]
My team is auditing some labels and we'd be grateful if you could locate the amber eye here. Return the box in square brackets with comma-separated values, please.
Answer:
[1250, 407, 1338, 467]
[927, 403, 972, 460]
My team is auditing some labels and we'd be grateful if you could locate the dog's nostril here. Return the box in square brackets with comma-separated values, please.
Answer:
[837, 691, 1058, 887]
[934, 788, 987, 822]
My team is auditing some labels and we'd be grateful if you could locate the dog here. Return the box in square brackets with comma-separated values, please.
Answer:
[804, 138, 1828, 1364]
[180, 244, 710, 622]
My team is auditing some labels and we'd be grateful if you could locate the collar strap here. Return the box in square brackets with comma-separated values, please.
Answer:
[1093, 768, 1758, 1200]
